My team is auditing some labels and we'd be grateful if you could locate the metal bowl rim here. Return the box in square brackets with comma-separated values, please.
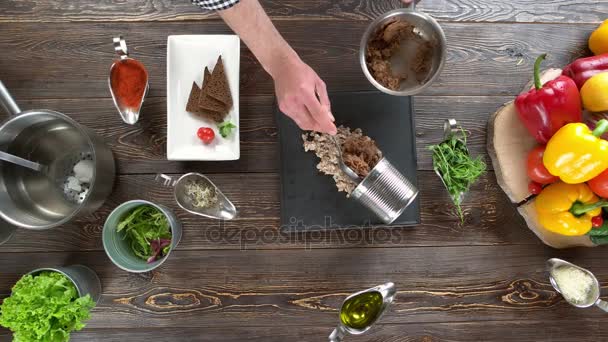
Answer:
[359, 8, 447, 96]
[26, 266, 99, 299]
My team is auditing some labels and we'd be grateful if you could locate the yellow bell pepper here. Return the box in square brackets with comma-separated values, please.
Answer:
[543, 119, 608, 184]
[581, 72, 608, 112]
[535, 182, 602, 236]
[589, 20, 608, 56]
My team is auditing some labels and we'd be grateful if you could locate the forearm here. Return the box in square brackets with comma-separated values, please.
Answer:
[218, 0, 298, 78]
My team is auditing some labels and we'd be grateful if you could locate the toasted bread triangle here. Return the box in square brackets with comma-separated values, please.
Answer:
[199, 67, 227, 112]
[206, 56, 233, 110]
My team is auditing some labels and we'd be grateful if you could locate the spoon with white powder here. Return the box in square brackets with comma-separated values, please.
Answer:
[547, 258, 608, 312]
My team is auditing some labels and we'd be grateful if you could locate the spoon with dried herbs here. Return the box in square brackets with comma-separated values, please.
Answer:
[429, 123, 486, 221]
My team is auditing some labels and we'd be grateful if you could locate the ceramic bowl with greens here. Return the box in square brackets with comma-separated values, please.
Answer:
[103, 200, 182, 273]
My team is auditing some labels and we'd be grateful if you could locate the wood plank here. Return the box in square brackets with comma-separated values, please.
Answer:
[13, 96, 505, 174]
[1, 246, 608, 328]
[0, 22, 593, 99]
[4, 319, 607, 342]
[419, 0, 608, 24]
[0, 170, 538, 252]
[0, 0, 605, 24]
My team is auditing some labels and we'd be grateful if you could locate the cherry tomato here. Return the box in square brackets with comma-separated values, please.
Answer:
[528, 181, 543, 195]
[589, 169, 608, 198]
[592, 215, 604, 228]
[527, 146, 558, 184]
[197, 127, 215, 144]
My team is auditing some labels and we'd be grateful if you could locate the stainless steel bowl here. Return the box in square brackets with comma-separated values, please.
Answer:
[0, 81, 116, 230]
[360, 6, 447, 96]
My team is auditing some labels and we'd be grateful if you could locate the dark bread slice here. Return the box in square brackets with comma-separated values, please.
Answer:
[199, 67, 227, 112]
[194, 109, 224, 123]
[202, 96, 227, 112]
[186, 82, 202, 113]
[186, 79, 222, 122]
[206, 56, 233, 110]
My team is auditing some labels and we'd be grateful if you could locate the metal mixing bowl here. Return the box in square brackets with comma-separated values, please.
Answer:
[360, 7, 447, 96]
[0, 82, 115, 230]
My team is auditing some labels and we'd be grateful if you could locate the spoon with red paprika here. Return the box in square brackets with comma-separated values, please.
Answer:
[109, 36, 149, 125]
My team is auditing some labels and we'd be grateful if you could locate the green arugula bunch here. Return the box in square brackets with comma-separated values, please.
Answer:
[117, 205, 172, 262]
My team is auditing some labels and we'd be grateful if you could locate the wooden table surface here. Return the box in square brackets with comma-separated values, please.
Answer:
[2, 1, 608, 341]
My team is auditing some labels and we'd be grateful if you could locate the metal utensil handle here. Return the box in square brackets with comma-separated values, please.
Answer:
[0, 81, 21, 116]
[404, 0, 416, 10]
[0, 151, 44, 172]
[155, 174, 176, 188]
[328, 325, 346, 342]
[443, 118, 458, 140]
[596, 299, 608, 312]
[331, 136, 361, 183]
[113, 36, 129, 60]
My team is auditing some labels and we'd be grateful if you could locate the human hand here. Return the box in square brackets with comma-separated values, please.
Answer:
[273, 56, 337, 134]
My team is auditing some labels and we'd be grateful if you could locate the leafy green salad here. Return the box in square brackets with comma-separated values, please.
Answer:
[0, 271, 95, 342]
[117, 205, 172, 263]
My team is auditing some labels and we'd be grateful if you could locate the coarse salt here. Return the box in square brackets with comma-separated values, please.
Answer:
[73, 159, 94, 183]
[66, 176, 82, 192]
[552, 266, 594, 304]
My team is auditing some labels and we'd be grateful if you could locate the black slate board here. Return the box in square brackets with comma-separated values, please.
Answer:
[276, 91, 420, 232]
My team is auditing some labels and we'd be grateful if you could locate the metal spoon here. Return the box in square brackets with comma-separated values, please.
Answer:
[329, 282, 397, 342]
[109, 36, 149, 125]
[0, 151, 48, 173]
[331, 136, 361, 183]
[547, 258, 608, 312]
[156, 173, 237, 220]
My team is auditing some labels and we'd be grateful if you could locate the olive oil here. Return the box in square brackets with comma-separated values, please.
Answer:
[339, 291, 383, 330]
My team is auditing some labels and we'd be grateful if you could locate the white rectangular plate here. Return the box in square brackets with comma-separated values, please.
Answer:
[167, 35, 240, 161]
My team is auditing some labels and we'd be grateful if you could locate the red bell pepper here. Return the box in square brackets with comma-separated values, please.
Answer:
[515, 54, 582, 144]
[562, 53, 608, 89]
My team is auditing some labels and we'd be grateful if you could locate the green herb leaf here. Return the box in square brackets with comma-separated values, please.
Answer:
[588, 221, 608, 237]
[428, 128, 486, 222]
[0, 271, 95, 342]
[117, 205, 146, 232]
[117, 205, 172, 262]
[218, 121, 237, 138]
[591, 235, 608, 245]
